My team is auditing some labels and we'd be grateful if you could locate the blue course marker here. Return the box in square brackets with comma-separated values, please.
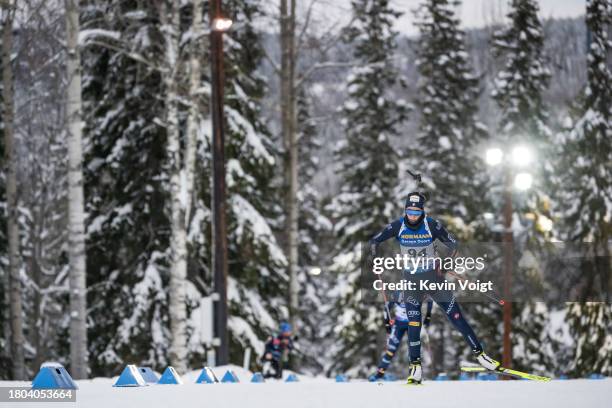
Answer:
[383, 373, 397, 382]
[435, 373, 449, 381]
[32, 364, 78, 390]
[220, 370, 240, 383]
[113, 365, 148, 387]
[251, 372, 265, 383]
[158, 367, 183, 385]
[196, 367, 219, 384]
[138, 367, 159, 384]
[285, 374, 299, 382]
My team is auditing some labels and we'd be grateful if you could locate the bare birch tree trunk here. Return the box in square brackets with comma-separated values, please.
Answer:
[160, 0, 188, 373]
[2, 0, 25, 380]
[64, 0, 89, 379]
[185, 0, 204, 225]
[280, 0, 299, 330]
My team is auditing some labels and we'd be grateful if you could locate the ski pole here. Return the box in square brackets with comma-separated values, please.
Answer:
[375, 261, 395, 342]
[422, 297, 434, 365]
[445, 270, 506, 306]
[379, 274, 393, 325]
[406, 169, 422, 186]
[371, 243, 393, 324]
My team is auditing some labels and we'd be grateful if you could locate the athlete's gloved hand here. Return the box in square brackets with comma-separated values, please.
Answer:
[384, 318, 394, 334]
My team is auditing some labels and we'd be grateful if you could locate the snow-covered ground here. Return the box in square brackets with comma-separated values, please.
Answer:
[2, 365, 610, 408]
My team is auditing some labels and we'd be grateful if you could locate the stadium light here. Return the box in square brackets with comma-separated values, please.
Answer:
[485, 148, 503, 166]
[483, 144, 535, 370]
[309, 267, 322, 276]
[212, 17, 233, 31]
[511, 145, 533, 167]
[514, 172, 533, 190]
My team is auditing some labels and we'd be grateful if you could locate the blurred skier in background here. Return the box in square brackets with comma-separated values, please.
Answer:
[261, 322, 296, 379]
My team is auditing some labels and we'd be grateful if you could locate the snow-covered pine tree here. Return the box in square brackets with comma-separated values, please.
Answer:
[1, 0, 26, 380]
[411, 0, 489, 375]
[328, 0, 408, 376]
[12, 0, 70, 373]
[293, 89, 332, 373]
[182, 0, 213, 367]
[81, 1, 176, 375]
[492, 0, 551, 148]
[557, 0, 612, 378]
[491, 0, 557, 374]
[512, 302, 559, 375]
[491, 0, 555, 239]
[411, 0, 488, 219]
[567, 302, 611, 376]
[81, 0, 287, 373]
[218, 0, 289, 363]
[0, 10, 8, 378]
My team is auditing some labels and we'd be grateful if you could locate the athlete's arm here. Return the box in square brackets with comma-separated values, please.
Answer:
[428, 217, 459, 256]
[369, 218, 403, 255]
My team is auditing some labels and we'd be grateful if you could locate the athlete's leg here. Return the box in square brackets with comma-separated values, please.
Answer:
[405, 298, 424, 362]
[376, 324, 406, 372]
[404, 296, 425, 384]
[433, 292, 482, 353]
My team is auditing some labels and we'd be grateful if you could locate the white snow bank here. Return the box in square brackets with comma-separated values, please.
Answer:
[2, 377, 610, 408]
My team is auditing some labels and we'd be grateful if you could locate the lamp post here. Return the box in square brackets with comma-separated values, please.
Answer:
[485, 146, 533, 370]
[209, 0, 232, 366]
[502, 166, 513, 370]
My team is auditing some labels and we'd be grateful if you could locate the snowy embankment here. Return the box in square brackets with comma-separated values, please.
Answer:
[1, 365, 610, 408]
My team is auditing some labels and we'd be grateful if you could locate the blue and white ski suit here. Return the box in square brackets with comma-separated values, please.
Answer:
[370, 215, 483, 363]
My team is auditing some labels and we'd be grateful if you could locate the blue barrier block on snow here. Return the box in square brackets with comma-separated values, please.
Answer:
[138, 367, 159, 384]
[196, 367, 218, 384]
[158, 366, 183, 384]
[251, 372, 265, 383]
[383, 373, 397, 382]
[221, 370, 240, 383]
[285, 374, 299, 382]
[113, 365, 148, 387]
[588, 374, 605, 380]
[32, 364, 78, 390]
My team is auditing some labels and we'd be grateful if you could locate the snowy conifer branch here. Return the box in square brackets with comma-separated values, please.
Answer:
[81, 39, 165, 72]
[295, 61, 361, 89]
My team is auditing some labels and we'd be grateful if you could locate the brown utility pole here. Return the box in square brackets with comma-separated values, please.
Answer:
[209, 0, 229, 365]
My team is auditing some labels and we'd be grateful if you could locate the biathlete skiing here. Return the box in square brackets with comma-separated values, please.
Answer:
[368, 191, 501, 384]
